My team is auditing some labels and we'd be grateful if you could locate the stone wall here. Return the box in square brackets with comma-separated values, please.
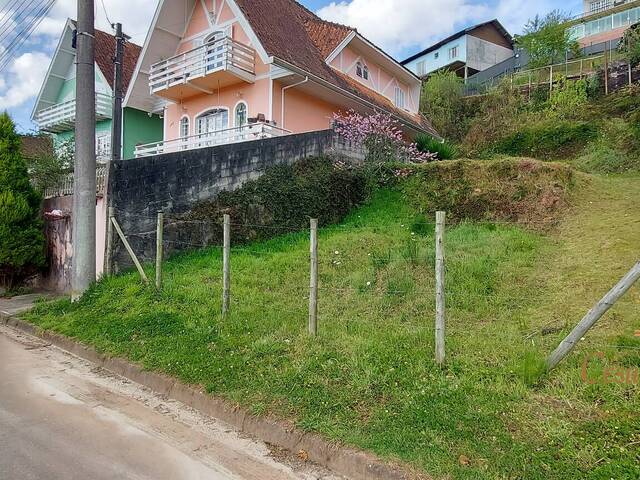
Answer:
[106, 129, 362, 271]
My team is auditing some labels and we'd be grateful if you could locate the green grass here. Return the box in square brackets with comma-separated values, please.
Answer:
[24, 178, 640, 479]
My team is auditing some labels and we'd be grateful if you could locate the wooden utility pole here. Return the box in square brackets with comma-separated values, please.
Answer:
[435, 211, 446, 366]
[111, 22, 125, 161]
[71, 0, 96, 301]
[104, 206, 115, 276]
[546, 262, 640, 371]
[222, 214, 230, 316]
[308, 218, 318, 336]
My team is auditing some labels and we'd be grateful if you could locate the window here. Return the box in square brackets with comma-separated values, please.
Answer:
[589, 0, 607, 13]
[394, 86, 405, 109]
[96, 134, 111, 159]
[416, 60, 426, 76]
[363, 64, 369, 80]
[234, 102, 247, 127]
[179, 116, 189, 138]
[196, 109, 229, 135]
[356, 61, 363, 77]
[448, 45, 458, 59]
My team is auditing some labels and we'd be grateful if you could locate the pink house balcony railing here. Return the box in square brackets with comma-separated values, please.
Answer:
[134, 122, 291, 158]
[35, 93, 112, 133]
[149, 37, 256, 102]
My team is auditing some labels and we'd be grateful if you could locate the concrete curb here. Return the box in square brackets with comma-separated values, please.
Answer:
[1, 314, 416, 480]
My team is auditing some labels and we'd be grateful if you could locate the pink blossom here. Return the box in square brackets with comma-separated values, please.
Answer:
[332, 110, 437, 163]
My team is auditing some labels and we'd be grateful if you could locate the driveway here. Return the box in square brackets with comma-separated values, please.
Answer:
[0, 324, 341, 480]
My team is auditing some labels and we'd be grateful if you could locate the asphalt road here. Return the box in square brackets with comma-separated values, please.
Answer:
[0, 325, 340, 480]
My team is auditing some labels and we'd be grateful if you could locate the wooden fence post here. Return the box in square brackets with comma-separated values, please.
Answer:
[155, 211, 164, 290]
[546, 261, 640, 371]
[111, 216, 149, 284]
[104, 206, 115, 276]
[222, 214, 230, 316]
[308, 218, 318, 336]
[435, 211, 446, 366]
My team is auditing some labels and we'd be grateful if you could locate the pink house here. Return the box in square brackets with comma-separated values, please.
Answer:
[124, 0, 437, 157]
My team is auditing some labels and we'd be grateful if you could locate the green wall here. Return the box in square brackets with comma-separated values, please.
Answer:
[122, 107, 163, 159]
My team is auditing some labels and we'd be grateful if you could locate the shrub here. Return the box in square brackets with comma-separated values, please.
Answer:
[0, 112, 45, 289]
[490, 119, 598, 159]
[400, 158, 574, 229]
[618, 22, 640, 66]
[185, 157, 371, 242]
[332, 110, 435, 163]
[421, 71, 466, 140]
[574, 143, 640, 174]
[415, 134, 457, 159]
[547, 79, 588, 119]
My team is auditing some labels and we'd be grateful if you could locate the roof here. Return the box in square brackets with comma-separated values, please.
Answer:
[69, 20, 142, 93]
[401, 19, 514, 65]
[94, 29, 142, 94]
[234, 0, 436, 135]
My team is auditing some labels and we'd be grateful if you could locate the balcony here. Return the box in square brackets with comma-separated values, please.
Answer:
[35, 93, 112, 133]
[134, 122, 290, 157]
[149, 38, 256, 102]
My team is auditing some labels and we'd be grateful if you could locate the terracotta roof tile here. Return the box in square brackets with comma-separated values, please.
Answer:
[234, 0, 437, 136]
[93, 28, 141, 94]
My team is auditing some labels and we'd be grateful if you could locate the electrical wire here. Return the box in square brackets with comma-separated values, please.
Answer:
[0, 0, 55, 73]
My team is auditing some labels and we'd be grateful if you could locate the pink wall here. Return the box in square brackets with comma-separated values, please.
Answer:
[330, 46, 416, 113]
[41, 195, 106, 292]
[274, 81, 337, 133]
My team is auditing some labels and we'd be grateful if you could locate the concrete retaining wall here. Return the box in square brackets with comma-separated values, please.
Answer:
[107, 129, 363, 271]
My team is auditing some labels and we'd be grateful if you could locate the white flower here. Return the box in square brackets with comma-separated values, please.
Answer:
[334, 250, 340, 255]
[366, 281, 371, 286]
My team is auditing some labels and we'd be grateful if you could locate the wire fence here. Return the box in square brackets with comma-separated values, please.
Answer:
[102, 208, 640, 370]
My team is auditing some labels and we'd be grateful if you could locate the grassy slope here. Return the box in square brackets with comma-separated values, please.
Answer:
[25, 175, 639, 479]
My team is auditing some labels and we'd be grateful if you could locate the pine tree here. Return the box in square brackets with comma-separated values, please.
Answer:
[0, 112, 45, 289]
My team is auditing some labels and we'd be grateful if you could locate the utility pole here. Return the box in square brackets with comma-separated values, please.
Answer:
[71, 0, 96, 301]
[111, 22, 125, 161]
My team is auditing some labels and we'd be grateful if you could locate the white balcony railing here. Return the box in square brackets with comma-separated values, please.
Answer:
[134, 122, 291, 158]
[149, 37, 256, 96]
[35, 93, 112, 133]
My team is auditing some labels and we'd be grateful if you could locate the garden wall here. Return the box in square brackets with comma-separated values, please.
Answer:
[106, 129, 363, 272]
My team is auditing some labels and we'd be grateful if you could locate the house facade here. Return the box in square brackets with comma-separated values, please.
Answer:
[401, 20, 514, 80]
[569, 0, 640, 46]
[125, 0, 436, 157]
[31, 19, 163, 161]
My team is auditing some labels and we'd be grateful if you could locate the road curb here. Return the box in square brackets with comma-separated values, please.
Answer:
[1, 314, 417, 480]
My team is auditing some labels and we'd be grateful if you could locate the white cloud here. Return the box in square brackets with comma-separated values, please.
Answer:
[0, 52, 50, 110]
[317, 0, 580, 57]
[317, 0, 490, 56]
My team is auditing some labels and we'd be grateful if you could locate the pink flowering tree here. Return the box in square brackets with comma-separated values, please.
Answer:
[332, 110, 437, 163]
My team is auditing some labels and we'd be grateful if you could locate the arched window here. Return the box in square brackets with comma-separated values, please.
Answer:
[234, 102, 247, 127]
[362, 64, 369, 80]
[179, 116, 189, 138]
[196, 108, 229, 135]
[356, 61, 363, 77]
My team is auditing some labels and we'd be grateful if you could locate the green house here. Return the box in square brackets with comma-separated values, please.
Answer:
[31, 19, 162, 161]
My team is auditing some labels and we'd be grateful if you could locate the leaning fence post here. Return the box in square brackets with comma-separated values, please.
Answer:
[104, 206, 115, 276]
[546, 261, 640, 371]
[155, 211, 164, 290]
[435, 211, 446, 366]
[111, 216, 149, 284]
[222, 214, 230, 316]
[308, 218, 318, 336]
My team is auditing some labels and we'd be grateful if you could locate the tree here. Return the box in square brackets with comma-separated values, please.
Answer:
[331, 110, 437, 163]
[421, 70, 466, 141]
[619, 22, 640, 66]
[0, 112, 45, 289]
[516, 10, 581, 68]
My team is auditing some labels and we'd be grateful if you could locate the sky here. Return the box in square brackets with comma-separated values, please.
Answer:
[0, 0, 582, 133]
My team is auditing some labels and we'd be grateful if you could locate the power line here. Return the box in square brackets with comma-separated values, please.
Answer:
[0, 0, 43, 45]
[0, 0, 23, 33]
[99, 0, 113, 28]
[0, 0, 55, 73]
